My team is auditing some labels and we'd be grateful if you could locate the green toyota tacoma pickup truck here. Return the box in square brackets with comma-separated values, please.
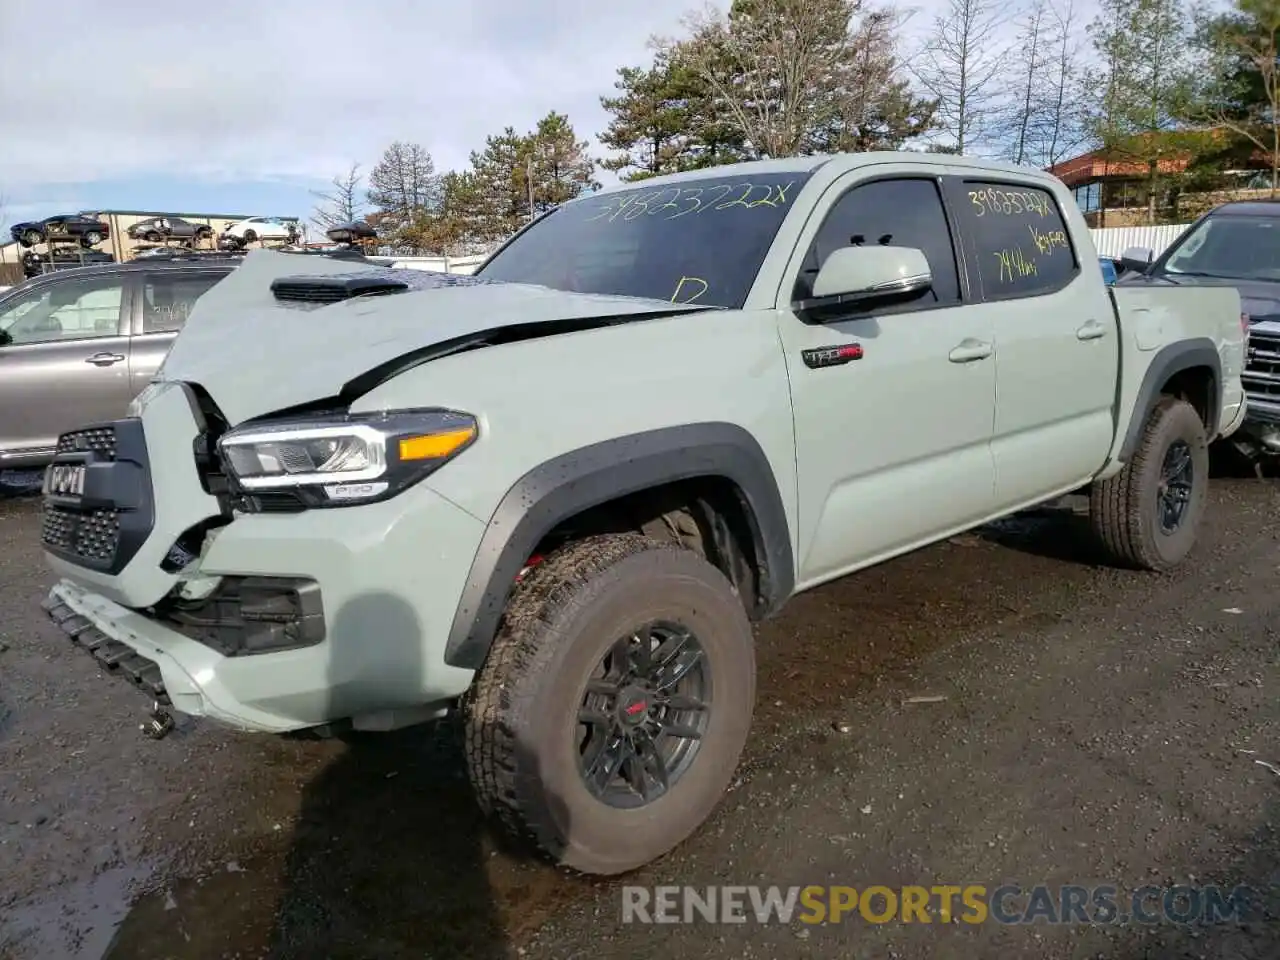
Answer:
[39, 153, 1246, 875]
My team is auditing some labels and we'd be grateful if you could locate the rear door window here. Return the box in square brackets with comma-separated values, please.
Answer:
[140, 272, 227, 333]
[951, 180, 1080, 300]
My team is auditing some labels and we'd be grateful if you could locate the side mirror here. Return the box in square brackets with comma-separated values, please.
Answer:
[794, 245, 932, 318]
[1118, 245, 1154, 274]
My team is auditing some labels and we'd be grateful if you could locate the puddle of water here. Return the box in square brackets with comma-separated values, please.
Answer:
[101, 862, 285, 960]
[0, 858, 157, 960]
[0, 856, 290, 960]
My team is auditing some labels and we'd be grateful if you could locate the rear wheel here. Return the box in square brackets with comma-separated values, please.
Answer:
[1089, 396, 1209, 571]
[82, 230, 103, 246]
[464, 533, 755, 875]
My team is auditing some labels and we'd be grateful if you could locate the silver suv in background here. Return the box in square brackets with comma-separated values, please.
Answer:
[0, 258, 239, 472]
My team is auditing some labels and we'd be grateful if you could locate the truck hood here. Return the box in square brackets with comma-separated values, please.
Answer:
[158, 249, 709, 425]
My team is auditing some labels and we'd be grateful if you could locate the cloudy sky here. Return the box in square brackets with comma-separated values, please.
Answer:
[0, 0, 1060, 232]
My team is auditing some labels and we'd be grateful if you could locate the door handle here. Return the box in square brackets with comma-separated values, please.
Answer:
[948, 338, 993, 363]
[1076, 320, 1108, 341]
[84, 352, 125, 366]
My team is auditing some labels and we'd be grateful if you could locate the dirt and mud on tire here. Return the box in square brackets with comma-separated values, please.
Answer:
[1089, 396, 1209, 572]
[464, 532, 756, 876]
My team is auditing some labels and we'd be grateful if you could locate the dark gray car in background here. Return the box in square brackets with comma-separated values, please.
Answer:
[126, 216, 216, 244]
[1117, 200, 1280, 461]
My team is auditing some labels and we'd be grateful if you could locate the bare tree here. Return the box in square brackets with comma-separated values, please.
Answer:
[1040, 0, 1090, 166]
[907, 0, 1009, 154]
[996, 0, 1089, 167]
[366, 141, 441, 251]
[1000, 0, 1051, 164]
[670, 0, 932, 158]
[310, 163, 364, 233]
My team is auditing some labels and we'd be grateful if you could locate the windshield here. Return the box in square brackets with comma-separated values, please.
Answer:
[476, 171, 813, 309]
[1158, 214, 1280, 282]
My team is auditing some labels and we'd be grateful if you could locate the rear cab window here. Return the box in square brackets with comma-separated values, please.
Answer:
[949, 180, 1080, 300]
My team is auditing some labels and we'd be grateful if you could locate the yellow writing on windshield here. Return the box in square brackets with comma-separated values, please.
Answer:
[969, 187, 1052, 218]
[1027, 223, 1069, 255]
[994, 248, 1038, 283]
[671, 276, 710, 304]
[585, 181, 799, 223]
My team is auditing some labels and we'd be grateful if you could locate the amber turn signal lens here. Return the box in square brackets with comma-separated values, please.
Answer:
[398, 426, 477, 461]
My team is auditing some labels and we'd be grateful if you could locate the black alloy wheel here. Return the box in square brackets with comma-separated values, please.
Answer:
[577, 621, 711, 809]
[464, 533, 756, 875]
[1157, 439, 1194, 534]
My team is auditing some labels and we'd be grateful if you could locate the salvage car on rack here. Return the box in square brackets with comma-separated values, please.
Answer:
[127, 216, 215, 245]
[219, 216, 299, 247]
[38, 152, 1246, 877]
[10, 214, 110, 248]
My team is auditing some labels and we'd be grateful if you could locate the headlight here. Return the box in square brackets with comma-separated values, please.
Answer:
[217, 408, 477, 507]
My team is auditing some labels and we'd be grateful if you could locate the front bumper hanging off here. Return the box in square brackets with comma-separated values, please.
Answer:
[43, 589, 171, 704]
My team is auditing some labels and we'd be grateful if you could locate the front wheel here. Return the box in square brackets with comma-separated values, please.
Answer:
[20, 229, 42, 247]
[242, 229, 257, 243]
[464, 533, 756, 876]
[1089, 396, 1209, 571]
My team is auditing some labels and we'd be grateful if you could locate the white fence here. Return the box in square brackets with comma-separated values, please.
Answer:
[1089, 224, 1189, 259]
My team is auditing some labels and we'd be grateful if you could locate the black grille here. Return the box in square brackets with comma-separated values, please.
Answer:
[1245, 330, 1280, 400]
[243, 491, 307, 513]
[57, 426, 117, 459]
[42, 506, 121, 562]
[41, 419, 154, 574]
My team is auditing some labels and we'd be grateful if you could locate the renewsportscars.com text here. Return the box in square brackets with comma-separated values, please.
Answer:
[621, 884, 1261, 926]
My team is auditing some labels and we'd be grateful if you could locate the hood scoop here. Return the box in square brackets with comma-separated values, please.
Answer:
[270, 273, 410, 304]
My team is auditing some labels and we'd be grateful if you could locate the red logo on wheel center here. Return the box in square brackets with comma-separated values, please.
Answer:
[625, 701, 647, 716]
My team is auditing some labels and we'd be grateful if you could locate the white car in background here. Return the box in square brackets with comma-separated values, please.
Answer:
[221, 216, 298, 244]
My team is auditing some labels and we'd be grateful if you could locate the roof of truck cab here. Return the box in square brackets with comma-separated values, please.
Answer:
[582, 151, 1061, 198]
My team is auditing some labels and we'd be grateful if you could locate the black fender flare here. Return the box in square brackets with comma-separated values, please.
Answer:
[443, 422, 796, 670]
[1119, 338, 1222, 461]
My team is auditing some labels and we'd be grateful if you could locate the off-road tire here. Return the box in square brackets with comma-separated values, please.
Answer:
[1089, 396, 1209, 571]
[463, 532, 755, 876]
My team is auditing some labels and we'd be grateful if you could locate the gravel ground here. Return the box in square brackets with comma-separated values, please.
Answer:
[0, 475, 1277, 959]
